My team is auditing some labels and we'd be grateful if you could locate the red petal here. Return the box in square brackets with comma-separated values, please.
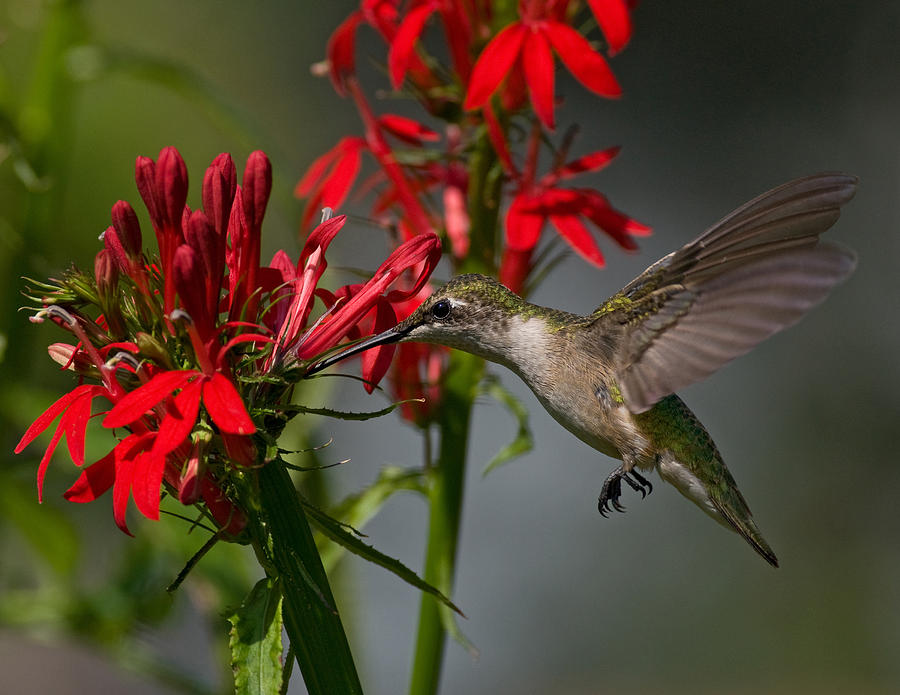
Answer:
[464, 23, 527, 110]
[295, 142, 343, 197]
[544, 22, 621, 98]
[553, 146, 621, 182]
[16, 386, 88, 454]
[103, 370, 195, 428]
[587, 0, 632, 55]
[360, 300, 398, 393]
[202, 372, 255, 435]
[300, 234, 441, 358]
[132, 448, 166, 521]
[327, 10, 364, 96]
[549, 213, 606, 266]
[222, 433, 256, 467]
[438, 3, 473, 83]
[301, 214, 348, 266]
[382, 233, 443, 302]
[523, 29, 556, 129]
[112, 441, 142, 536]
[153, 377, 203, 456]
[320, 140, 364, 212]
[499, 247, 533, 295]
[200, 477, 247, 535]
[388, 2, 436, 89]
[378, 114, 440, 144]
[36, 418, 67, 504]
[484, 104, 517, 177]
[505, 194, 545, 251]
[64, 448, 116, 502]
[579, 189, 650, 249]
[62, 388, 96, 468]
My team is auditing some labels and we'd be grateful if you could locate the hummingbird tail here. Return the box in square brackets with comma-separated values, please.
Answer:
[713, 501, 779, 568]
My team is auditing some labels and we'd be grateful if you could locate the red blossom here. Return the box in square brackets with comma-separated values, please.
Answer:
[499, 136, 649, 292]
[291, 228, 442, 391]
[16, 150, 288, 536]
[464, 0, 631, 128]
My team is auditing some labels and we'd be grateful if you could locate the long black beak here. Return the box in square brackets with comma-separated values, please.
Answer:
[305, 323, 413, 375]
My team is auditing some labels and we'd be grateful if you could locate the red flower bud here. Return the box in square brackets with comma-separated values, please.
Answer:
[110, 200, 143, 259]
[155, 146, 189, 232]
[202, 153, 237, 237]
[241, 150, 272, 236]
[94, 248, 119, 295]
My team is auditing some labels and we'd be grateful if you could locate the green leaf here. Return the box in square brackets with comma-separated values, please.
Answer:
[316, 466, 425, 572]
[304, 502, 464, 617]
[228, 577, 285, 695]
[282, 398, 424, 421]
[479, 374, 534, 476]
[253, 462, 363, 694]
[440, 605, 480, 659]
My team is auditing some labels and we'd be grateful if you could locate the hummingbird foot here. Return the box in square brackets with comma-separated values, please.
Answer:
[598, 467, 653, 517]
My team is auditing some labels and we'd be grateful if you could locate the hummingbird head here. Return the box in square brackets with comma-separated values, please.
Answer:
[306, 274, 533, 375]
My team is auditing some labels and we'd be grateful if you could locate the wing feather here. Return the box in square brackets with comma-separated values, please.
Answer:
[592, 174, 858, 413]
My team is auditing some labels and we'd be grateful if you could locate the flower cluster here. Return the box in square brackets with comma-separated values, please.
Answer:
[16, 147, 440, 534]
[298, 0, 648, 422]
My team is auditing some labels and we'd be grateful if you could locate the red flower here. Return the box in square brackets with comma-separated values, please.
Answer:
[464, 0, 631, 128]
[295, 97, 437, 238]
[271, 214, 442, 390]
[496, 130, 649, 292]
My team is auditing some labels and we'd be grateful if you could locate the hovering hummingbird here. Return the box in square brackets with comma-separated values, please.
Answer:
[309, 174, 858, 567]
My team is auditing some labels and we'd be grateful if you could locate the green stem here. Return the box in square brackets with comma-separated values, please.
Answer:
[253, 461, 363, 695]
[408, 352, 484, 695]
[409, 125, 500, 695]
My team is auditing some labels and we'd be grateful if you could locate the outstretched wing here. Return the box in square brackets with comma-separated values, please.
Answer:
[591, 173, 857, 413]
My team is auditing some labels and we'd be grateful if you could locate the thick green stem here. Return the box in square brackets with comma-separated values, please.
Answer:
[408, 352, 484, 695]
[253, 461, 363, 695]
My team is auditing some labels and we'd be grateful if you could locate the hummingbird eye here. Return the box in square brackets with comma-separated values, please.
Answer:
[431, 299, 451, 320]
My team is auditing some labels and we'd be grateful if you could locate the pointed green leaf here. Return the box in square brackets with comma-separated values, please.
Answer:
[228, 578, 284, 695]
[440, 604, 480, 659]
[315, 466, 425, 571]
[480, 374, 534, 476]
[304, 503, 464, 617]
[282, 398, 424, 421]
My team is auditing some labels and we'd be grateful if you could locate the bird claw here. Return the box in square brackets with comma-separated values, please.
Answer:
[597, 467, 653, 516]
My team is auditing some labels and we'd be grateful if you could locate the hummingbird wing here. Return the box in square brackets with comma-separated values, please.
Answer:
[592, 173, 858, 414]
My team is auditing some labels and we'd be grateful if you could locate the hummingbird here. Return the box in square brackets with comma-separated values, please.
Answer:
[308, 173, 858, 567]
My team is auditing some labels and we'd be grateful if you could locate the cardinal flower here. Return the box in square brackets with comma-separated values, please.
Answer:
[464, 0, 632, 128]
[496, 130, 650, 292]
[17, 146, 441, 536]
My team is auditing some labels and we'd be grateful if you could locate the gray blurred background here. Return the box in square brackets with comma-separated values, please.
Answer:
[1, 1, 898, 693]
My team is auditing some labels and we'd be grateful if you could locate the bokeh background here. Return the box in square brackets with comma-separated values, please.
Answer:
[1, 1, 898, 693]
